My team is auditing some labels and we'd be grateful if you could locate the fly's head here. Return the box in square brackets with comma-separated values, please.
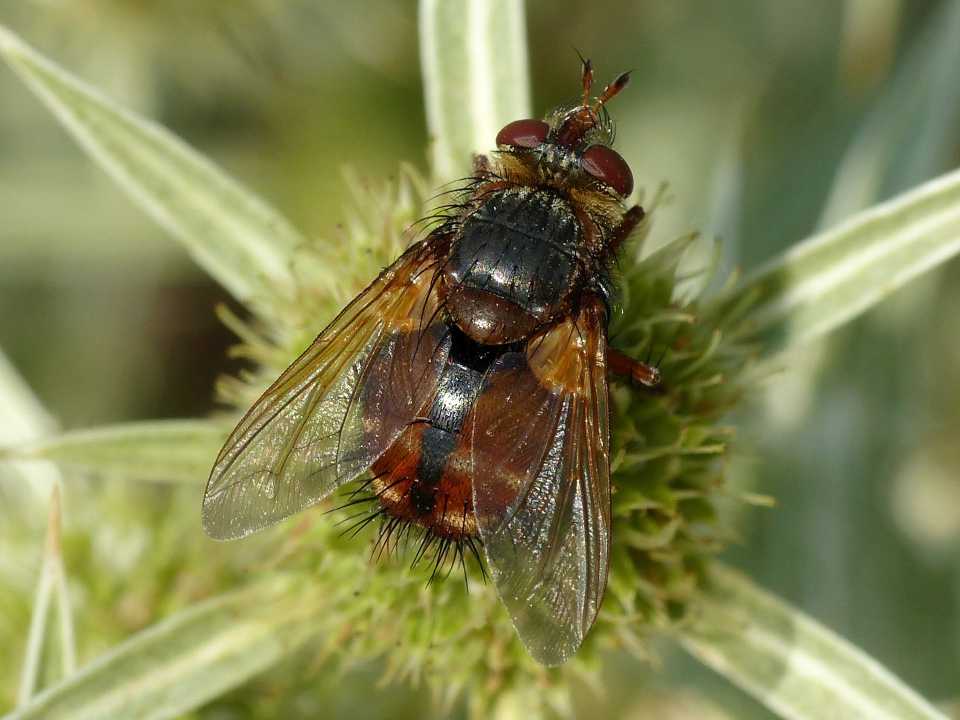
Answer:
[493, 58, 634, 202]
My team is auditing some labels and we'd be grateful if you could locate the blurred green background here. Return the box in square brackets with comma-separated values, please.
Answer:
[2, 1, 959, 717]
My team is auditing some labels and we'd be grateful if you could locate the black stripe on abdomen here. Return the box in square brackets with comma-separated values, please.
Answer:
[409, 425, 457, 514]
[410, 326, 503, 514]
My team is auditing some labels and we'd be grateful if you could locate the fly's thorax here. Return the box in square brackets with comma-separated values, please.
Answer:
[492, 150, 633, 254]
[441, 187, 583, 346]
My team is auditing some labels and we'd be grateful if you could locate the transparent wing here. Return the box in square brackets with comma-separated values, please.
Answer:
[470, 298, 610, 665]
[203, 240, 452, 540]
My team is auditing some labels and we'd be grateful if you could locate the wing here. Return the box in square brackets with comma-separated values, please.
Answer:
[469, 297, 611, 665]
[203, 239, 453, 540]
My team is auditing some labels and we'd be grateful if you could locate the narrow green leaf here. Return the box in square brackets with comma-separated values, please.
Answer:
[679, 566, 946, 720]
[18, 486, 76, 707]
[0, 348, 77, 701]
[0, 348, 59, 497]
[18, 496, 58, 706]
[419, 0, 531, 182]
[0, 25, 303, 310]
[2, 420, 229, 484]
[5, 574, 326, 720]
[720, 167, 960, 352]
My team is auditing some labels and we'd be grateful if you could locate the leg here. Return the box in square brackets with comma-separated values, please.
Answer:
[608, 205, 645, 255]
[606, 206, 655, 388]
[608, 347, 661, 388]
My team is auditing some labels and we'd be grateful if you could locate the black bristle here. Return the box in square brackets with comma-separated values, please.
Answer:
[335, 479, 484, 589]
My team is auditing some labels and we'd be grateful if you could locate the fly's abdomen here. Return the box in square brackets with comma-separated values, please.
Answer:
[369, 327, 500, 541]
[442, 188, 580, 345]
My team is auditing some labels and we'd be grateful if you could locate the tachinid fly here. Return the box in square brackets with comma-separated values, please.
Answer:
[202, 59, 661, 666]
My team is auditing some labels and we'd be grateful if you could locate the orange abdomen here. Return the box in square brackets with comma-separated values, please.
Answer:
[370, 422, 476, 540]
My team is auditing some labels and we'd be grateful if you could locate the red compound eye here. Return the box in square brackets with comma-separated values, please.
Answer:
[580, 145, 634, 197]
[496, 119, 549, 149]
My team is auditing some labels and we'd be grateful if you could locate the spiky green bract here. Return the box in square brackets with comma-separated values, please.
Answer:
[601, 226, 759, 649]
[218, 170, 756, 716]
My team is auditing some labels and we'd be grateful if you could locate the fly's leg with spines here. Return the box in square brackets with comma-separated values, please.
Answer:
[607, 348, 661, 388]
[608, 204, 645, 255]
[606, 204, 661, 389]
